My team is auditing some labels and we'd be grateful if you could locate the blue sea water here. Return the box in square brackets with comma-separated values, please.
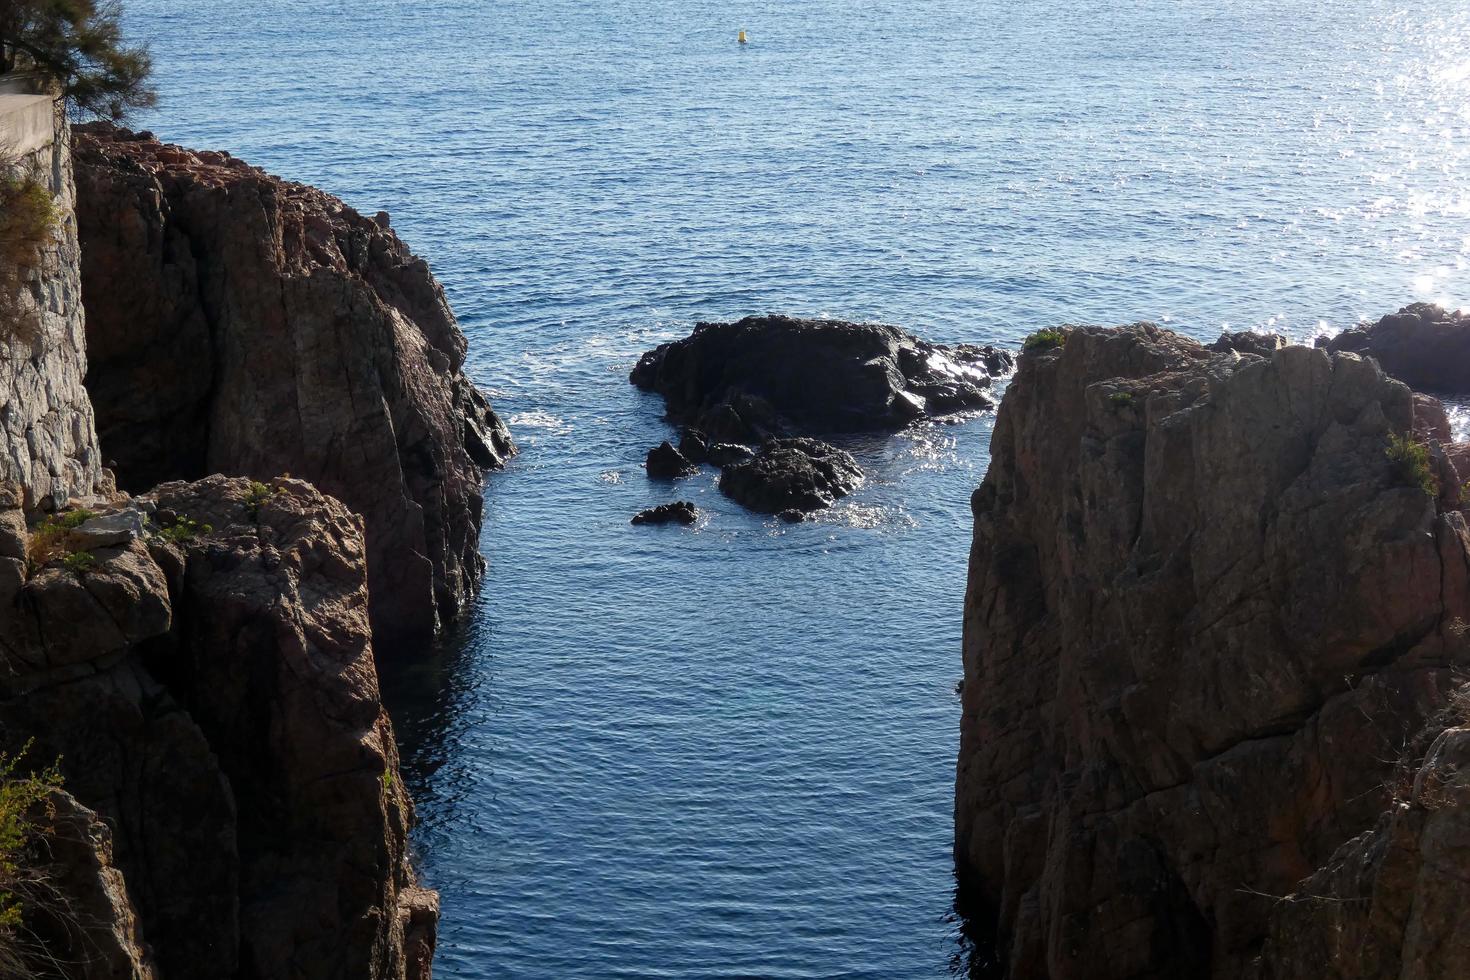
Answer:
[125, 1, 1470, 976]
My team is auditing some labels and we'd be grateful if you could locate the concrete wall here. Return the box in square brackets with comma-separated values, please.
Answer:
[0, 94, 56, 156]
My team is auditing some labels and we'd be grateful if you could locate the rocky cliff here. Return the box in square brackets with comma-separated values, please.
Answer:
[0, 477, 436, 979]
[73, 124, 513, 649]
[956, 325, 1470, 978]
[0, 102, 455, 977]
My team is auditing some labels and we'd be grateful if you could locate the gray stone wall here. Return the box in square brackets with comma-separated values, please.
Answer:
[0, 96, 105, 509]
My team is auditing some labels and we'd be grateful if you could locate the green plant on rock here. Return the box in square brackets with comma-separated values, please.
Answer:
[1023, 327, 1066, 352]
[0, 167, 58, 345]
[61, 550, 94, 573]
[153, 515, 211, 544]
[0, 172, 57, 270]
[1386, 433, 1435, 497]
[1108, 391, 1135, 410]
[0, 742, 62, 942]
[24, 508, 95, 572]
[244, 481, 275, 519]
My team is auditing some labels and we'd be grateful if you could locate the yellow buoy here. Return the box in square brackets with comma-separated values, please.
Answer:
[738, 30, 748, 44]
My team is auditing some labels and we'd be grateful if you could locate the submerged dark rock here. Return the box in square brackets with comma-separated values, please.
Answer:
[630, 314, 1008, 439]
[1320, 302, 1470, 394]
[645, 441, 696, 479]
[719, 437, 863, 514]
[631, 501, 698, 526]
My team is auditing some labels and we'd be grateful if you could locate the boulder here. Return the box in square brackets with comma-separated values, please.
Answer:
[1321, 303, 1470, 394]
[631, 501, 698, 526]
[70, 508, 146, 549]
[631, 314, 1006, 439]
[678, 428, 710, 464]
[645, 441, 695, 479]
[73, 123, 514, 650]
[706, 442, 756, 467]
[141, 475, 432, 980]
[955, 324, 1470, 979]
[1207, 329, 1288, 357]
[719, 438, 863, 514]
[1413, 391, 1453, 445]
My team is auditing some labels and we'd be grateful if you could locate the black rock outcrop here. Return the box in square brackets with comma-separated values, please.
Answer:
[719, 438, 863, 514]
[1320, 303, 1470, 394]
[631, 315, 1011, 440]
[631, 501, 698, 526]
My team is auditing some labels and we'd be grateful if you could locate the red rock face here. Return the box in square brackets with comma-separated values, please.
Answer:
[956, 326, 1470, 978]
[73, 123, 513, 651]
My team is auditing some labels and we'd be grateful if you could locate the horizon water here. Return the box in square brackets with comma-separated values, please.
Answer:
[127, 1, 1470, 976]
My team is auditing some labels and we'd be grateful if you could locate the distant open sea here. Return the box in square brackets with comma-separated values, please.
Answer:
[127, 1, 1470, 976]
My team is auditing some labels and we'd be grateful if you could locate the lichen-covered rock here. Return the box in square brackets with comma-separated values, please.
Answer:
[1322, 303, 1470, 394]
[631, 314, 1008, 439]
[719, 437, 863, 514]
[73, 123, 513, 648]
[956, 325, 1470, 978]
[0, 100, 105, 509]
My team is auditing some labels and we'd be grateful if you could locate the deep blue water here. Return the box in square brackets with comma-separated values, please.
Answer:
[126, 2, 1470, 976]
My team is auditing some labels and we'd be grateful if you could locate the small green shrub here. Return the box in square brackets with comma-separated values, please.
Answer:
[1108, 391, 1135, 409]
[244, 481, 273, 518]
[1386, 433, 1435, 497]
[154, 516, 211, 544]
[0, 742, 63, 931]
[0, 170, 58, 346]
[49, 509, 95, 531]
[61, 551, 95, 574]
[0, 175, 56, 267]
[24, 509, 97, 573]
[1023, 328, 1067, 352]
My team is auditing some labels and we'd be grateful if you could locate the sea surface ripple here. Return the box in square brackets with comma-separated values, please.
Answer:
[128, 1, 1470, 975]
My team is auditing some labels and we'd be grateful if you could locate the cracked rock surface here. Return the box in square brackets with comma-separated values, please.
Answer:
[0, 477, 434, 980]
[956, 324, 1470, 978]
[73, 123, 514, 649]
